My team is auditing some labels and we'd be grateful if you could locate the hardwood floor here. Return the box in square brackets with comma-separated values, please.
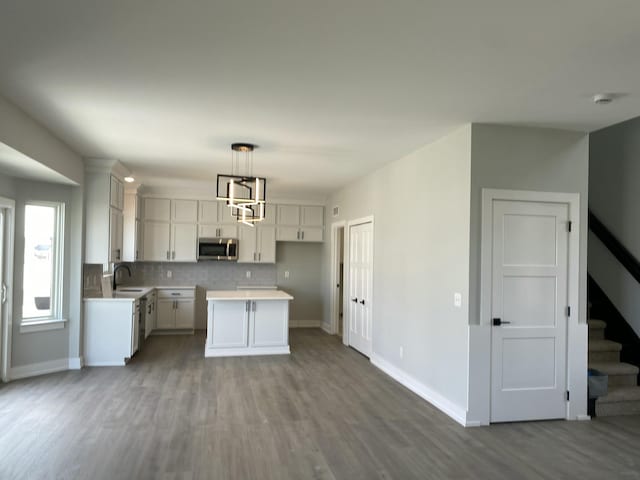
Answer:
[1, 329, 640, 479]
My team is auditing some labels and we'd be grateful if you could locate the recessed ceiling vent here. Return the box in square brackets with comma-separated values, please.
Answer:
[333, 206, 340, 217]
[593, 93, 614, 105]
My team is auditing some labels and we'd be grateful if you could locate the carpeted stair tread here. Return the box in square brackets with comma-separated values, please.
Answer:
[588, 319, 607, 329]
[597, 386, 640, 404]
[588, 339, 622, 352]
[588, 361, 639, 376]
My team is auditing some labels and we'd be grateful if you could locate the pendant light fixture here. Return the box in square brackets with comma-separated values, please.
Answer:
[216, 143, 267, 226]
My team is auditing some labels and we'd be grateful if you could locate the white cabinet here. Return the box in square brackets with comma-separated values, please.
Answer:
[85, 165, 127, 269]
[109, 207, 124, 262]
[155, 288, 195, 330]
[143, 291, 156, 339]
[123, 193, 143, 262]
[142, 198, 197, 262]
[206, 297, 291, 357]
[84, 299, 139, 366]
[238, 225, 276, 263]
[199, 224, 238, 239]
[276, 204, 324, 242]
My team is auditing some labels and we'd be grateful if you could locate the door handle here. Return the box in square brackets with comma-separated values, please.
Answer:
[492, 318, 511, 326]
[1, 283, 6, 304]
[351, 298, 358, 303]
[359, 299, 365, 305]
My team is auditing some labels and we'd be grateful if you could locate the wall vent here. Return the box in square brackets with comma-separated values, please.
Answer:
[332, 206, 340, 217]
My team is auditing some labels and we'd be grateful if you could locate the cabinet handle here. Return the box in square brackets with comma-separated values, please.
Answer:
[296, 230, 300, 240]
[252, 301, 256, 312]
[117, 249, 121, 260]
[136, 250, 139, 260]
[301, 231, 305, 240]
[246, 301, 250, 312]
[166, 251, 170, 260]
[172, 251, 176, 260]
[253, 252, 256, 261]
[258, 252, 261, 261]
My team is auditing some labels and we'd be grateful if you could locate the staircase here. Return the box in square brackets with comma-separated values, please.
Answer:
[588, 318, 640, 416]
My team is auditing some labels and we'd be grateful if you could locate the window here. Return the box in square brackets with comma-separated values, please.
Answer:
[22, 203, 64, 322]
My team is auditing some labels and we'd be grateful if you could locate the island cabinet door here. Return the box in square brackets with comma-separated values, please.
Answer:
[210, 301, 249, 348]
[251, 301, 288, 347]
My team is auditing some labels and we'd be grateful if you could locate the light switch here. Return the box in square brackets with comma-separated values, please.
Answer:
[454, 292, 462, 308]
[246, 270, 251, 279]
[284, 271, 290, 279]
[167, 270, 172, 279]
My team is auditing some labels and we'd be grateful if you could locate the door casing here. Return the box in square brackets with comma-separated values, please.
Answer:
[0, 196, 15, 382]
[329, 221, 346, 336]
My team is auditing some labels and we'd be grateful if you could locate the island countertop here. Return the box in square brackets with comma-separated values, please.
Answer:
[206, 289, 294, 301]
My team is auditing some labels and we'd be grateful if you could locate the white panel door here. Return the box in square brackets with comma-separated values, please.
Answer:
[490, 200, 569, 422]
[348, 221, 373, 356]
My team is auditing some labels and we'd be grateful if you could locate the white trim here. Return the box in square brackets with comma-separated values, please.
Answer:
[289, 319, 322, 328]
[0, 196, 15, 383]
[20, 318, 67, 333]
[329, 220, 346, 336]
[321, 322, 333, 334]
[576, 414, 591, 421]
[479, 188, 581, 424]
[84, 360, 127, 367]
[371, 353, 469, 427]
[205, 346, 290, 357]
[343, 215, 375, 349]
[9, 358, 69, 380]
[68, 357, 83, 370]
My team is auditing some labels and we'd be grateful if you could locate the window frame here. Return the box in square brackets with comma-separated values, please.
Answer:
[20, 201, 65, 328]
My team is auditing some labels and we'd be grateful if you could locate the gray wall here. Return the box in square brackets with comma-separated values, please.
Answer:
[276, 242, 323, 325]
[0, 176, 84, 367]
[323, 125, 472, 413]
[469, 124, 590, 325]
[589, 117, 640, 336]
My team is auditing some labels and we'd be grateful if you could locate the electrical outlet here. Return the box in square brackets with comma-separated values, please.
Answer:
[246, 270, 251, 279]
[399, 346, 404, 359]
[167, 270, 172, 279]
[454, 292, 462, 308]
[284, 270, 290, 279]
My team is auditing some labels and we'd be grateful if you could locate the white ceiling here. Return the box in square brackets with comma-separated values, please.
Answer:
[1, 1, 639, 199]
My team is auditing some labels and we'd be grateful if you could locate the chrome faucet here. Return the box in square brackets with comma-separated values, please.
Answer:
[113, 264, 132, 291]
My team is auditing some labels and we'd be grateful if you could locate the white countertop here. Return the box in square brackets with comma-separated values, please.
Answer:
[206, 289, 294, 301]
[83, 286, 175, 302]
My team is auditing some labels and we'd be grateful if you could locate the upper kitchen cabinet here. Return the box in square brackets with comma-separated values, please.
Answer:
[123, 191, 143, 262]
[142, 197, 197, 262]
[84, 159, 131, 270]
[238, 225, 276, 263]
[276, 205, 324, 242]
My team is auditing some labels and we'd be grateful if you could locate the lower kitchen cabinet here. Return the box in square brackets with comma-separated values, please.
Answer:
[84, 299, 139, 366]
[154, 288, 195, 331]
[205, 291, 293, 357]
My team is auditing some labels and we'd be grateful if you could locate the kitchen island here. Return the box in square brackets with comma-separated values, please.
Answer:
[205, 289, 294, 357]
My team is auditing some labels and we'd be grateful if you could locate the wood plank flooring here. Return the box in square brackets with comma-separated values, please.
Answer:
[1, 329, 640, 479]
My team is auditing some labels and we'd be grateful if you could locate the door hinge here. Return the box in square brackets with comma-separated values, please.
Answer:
[566, 306, 571, 317]
[567, 221, 572, 232]
[566, 391, 570, 401]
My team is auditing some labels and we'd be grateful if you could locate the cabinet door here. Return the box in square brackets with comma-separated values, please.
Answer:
[171, 223, 197, 261]
[276, 226, 300, 242]
[199, 224, 220, 238]
[172, 199, 198, 223]
[135, 219, 143, 261]
[218, 203, 236, 224]
[110, 176, 123, 209]
[301, 206, 324, 227]
[144, 198, 171, 221]
[210, 301, 249, 348]
[198, 200, 219, 224]
[277, 205, 300, 225]
[156, 300, 175, 329]
[218, 224, 238, 238]
[175, 300, 195, 328]
[251, 301, 288, 347]
[109, 208, 124, 262]
[260, 204, 277, 226]
[143, 221, 171, 261]
[257, 226, 276, 263]
[237, 225, 257, 263]
[300, 227, 324, 242]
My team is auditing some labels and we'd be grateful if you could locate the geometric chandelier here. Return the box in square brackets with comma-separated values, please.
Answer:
[216, 143, 267, 226]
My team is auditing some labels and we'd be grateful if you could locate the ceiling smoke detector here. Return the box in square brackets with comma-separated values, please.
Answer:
[593, 93, 614, 105]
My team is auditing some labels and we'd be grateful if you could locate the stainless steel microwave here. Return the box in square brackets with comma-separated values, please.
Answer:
[197, 238, 238, 261]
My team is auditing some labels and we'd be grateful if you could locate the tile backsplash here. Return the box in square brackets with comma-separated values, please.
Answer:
[119, 262, 277, 290]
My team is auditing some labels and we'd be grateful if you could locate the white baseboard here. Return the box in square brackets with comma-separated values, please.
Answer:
[321, 323, 333, 334]
[10, 358, 69, 380]
[84, 360, 127, 367]
[289, 319, 322, 328]
[68, 357, 83, 370]
[205, 346, 290, 357]
[576, 414, 591, 421]
[370, 353, 469, 427]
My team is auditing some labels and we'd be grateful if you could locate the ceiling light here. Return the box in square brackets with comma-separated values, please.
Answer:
[593, 93, 614, 105]
[124, 176, 135, 183]
[216, 143, 267, 226]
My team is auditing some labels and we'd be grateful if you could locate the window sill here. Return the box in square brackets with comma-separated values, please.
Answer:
[20, 318, 67, 334]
